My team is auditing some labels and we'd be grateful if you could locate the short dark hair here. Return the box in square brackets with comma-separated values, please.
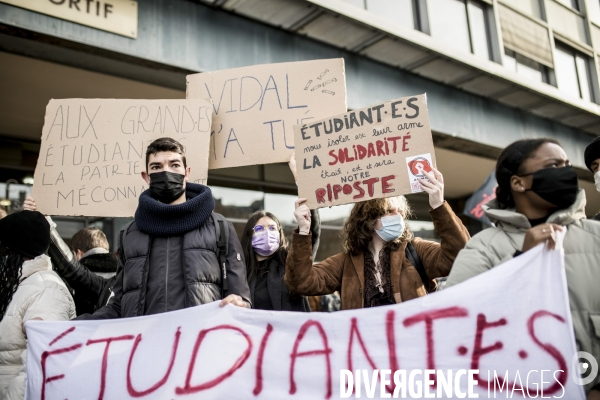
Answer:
[495, 138, 561, 209]
[71, 227, 109, 253]
[145, 137, 187, 171]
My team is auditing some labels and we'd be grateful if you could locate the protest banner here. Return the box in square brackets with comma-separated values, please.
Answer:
[186, 58, 347, 169]
[293, 94, 435, 209]
[25, 240, 585, 399]
[32, 99, 212, 217]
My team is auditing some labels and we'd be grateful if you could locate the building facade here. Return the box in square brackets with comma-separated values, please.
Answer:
[0, 0, 599, 259]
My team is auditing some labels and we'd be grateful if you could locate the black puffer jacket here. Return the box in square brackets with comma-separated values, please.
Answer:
[48, 225, 117, 315]
[79, 183, 251, 319]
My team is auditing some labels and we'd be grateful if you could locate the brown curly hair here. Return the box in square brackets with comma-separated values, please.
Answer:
[342, 196, 413, 255]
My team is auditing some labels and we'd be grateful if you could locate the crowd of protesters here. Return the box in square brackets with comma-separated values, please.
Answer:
[0, 135, 599, 398]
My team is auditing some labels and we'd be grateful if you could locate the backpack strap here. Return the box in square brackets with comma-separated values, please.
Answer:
[212, 212, 229, 295]
[405, 241, 430, 294]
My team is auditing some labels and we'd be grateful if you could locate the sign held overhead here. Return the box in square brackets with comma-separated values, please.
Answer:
[294, 94, 435, 209]
[32, 99, 212, 218]
[186, 58, 347, 169]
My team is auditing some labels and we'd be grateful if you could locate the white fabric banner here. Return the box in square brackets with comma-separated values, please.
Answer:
[24, 242, 585, 399]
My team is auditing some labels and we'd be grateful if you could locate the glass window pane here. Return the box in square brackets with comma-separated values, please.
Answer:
[366, 0, 414, 29]
[555, 0, 579, 10]
[318, 203, 353, 226]
[264, 193, 298, 224]
[588, 0, 600, 25]
[500, 0, 543, 19]
[555, 46, 582, 99]
[211, 186, 265, 218]
[516, 61, 544, 82]
[342, 0, 366, 8]
[429, 0, 471, 54]
[504, 50, 517, 71]
[467, 1, 489, 59]
[575, 55, 592, 102]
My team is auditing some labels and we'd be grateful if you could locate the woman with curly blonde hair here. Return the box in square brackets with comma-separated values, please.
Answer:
[284, 168, 470, 310]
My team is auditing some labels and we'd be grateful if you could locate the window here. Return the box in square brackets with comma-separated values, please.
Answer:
[366, 0, 415, 29]
[342, 0, 366, 8]
[555, 0, 580, 11]
[428, 0, 492, 59]
[500, 0, 544, 19]
[504, 49, 551, 83]
[343, 0, 424, 31]
[554, 44, 594, 102]
[467, 1, 490, 58]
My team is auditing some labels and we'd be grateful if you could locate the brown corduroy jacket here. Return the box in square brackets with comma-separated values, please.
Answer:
[284, 202, 470, 310]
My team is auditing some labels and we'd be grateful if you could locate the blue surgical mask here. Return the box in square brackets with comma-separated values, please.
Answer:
[375, 215, 405, 242]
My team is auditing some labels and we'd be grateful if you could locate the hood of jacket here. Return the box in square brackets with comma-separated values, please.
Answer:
[20, 254, 52, 281]
[80, 252, 118, 273]
[483, 189, 587, 231]
[135, 182, 215, 237]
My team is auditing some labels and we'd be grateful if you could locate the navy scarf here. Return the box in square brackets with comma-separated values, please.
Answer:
[135, 182, 215, 237]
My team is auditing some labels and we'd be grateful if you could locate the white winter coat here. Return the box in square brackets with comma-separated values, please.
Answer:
[446, 190, 600, 392]
[0, 255, 75, 400]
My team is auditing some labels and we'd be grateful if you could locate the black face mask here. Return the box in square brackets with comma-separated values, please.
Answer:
[520, 166, 579, 209]
[149, 171, 185, 204]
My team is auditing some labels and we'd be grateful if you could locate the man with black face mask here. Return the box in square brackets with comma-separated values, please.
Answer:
[446, 139, 600, 396]
[72, 137, 251, 320]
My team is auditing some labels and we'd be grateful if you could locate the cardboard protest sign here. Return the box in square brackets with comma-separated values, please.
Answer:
[25, 242, 585, 399]
[186, 58, 347, 169]
[32, 99, 212, 217]
[294, 94, 435, 209]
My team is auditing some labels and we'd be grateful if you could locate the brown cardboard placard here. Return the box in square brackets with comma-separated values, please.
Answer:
[186, 58, 347, 169]
[32, 99, 212, 217]
[293, 94, 435, 209]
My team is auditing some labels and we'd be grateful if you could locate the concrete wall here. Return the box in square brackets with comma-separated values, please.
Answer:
[0, 0, 594, 168]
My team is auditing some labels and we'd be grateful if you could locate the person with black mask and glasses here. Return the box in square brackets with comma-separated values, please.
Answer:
[73, 137, 251, 320]
[446, 138, 600, 397]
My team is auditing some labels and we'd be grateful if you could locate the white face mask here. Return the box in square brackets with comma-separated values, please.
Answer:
[595, 171, 600, 193]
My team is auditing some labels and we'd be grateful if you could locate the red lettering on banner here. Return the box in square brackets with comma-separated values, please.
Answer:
[289, 320, 332, 399]
[347, 317, 377, 372]
[253, 324, 274, 396]
[176, 325, 252, 395]
[87, 335, 135, 400]
[48, 326, 75, 346]
[385, 310, 401, 393]
[527, 311, 568, 395]
[403, 307, 469, 386]
[127, 327, 181, 397]
[41, 341, 82, 400]
[347, 318, 379, 395]
[471, 311, 568, 395]
[470, 313, 507, 374]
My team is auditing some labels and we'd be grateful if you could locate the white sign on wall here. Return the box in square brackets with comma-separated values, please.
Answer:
[0, 0, 138, 38]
